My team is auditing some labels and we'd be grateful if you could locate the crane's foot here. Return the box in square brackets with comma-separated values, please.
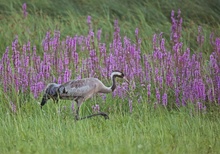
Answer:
[75, 115, 80, 121]
[98, 112, 109, 120]
[76, 112, 109, 121]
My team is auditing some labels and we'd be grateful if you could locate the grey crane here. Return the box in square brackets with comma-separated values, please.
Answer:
[40, 70, 129, 120]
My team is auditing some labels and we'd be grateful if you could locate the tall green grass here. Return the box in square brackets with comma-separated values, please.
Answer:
[0, 0, 220, 153]
[1, 100, 220, 154]
[1, 0, 220, 54]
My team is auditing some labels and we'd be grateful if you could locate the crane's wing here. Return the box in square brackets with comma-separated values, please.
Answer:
[58, 78, 96, 98]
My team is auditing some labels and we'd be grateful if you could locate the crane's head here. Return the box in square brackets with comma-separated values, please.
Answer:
[40, 83, 61, 108]
[111, 70, 129, 83]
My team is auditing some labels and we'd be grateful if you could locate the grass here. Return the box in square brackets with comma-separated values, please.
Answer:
[1, 101, 220, 154]
[0, 0, 220, 153]
[0, 0, 220, 54]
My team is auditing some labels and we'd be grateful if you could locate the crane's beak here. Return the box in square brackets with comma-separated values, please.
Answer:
[40, 94, 48, 109]
[123, 76, 129, 83]
[40, 99, 46, 109]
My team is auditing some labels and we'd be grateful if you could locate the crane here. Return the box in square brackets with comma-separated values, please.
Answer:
[40, 70, 129, 120]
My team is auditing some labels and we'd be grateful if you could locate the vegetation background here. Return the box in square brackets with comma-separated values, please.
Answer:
[0, 0, 220, 154]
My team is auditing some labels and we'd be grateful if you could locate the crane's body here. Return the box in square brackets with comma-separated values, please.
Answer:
[40, 71, 128, 120]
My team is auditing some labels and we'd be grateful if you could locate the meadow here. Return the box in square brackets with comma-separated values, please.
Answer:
[0, 0, 220, 153]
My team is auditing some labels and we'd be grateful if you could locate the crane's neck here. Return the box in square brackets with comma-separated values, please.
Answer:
[110, 75, 117, 91]
[100, 75, 118, 93]
[100, 72, 123, 93]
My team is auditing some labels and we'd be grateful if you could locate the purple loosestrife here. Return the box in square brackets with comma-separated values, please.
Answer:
[92, 104, 100, 113]
[10, 102, 17, 113]
[58, 76, 62, 84]
[27, 41, 31, 52]
[209, 52, 219, 104]
[22, 44, 30, 68]
[12, 36, 20, 69]
[153, 34, 157, 50]
[210, 33, 216, 46]
[215, 38, 220, 53]
[2, 15, 220, 112]
[42, 53, 51, 80]
[52, 31, 60, 51]
[197, 102, 206, 112]
[129, 99, 133, 113]
[89, 49, 98, 71]
[135, 28, 139, 45]
[197, 26, 205, 47]
[89, 30, 95, 49]
[217, 75, 220, 104]
[42, 31, 50, 52]
[71, 103, 75, 113]
[1, 47, 11, 92]
[57, 56, 64, 74]
[147, 84, 151, 101]
[97, 29, 102, 42]
[22, 3, 27, 18]
[87, 16, 92, 31]
[69, 36, 78, 67]
[156, 88, 160, 104]
[192, 79, 205, 101]
[209, 54, 218, 74]
[63, 68, 71, 83]
[114, 82, 129, 99]
[30, 82, 37, 98]
[114, 20, 120, 40]
[175, 87, 180, 106]
[206, 77, 214, 102]
[64, 50, 70, 68]
[162, 93, 168, 106]
[143, 55, 151, 82]
[101, 94, 107, 102]
[36, 81, 45, 98]
[170, 10, 182, 44]
[12, 36, 21, 92]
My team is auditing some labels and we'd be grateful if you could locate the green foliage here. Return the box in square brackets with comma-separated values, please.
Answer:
[1, 99, 220, 153]
[0, 0, 220, 54]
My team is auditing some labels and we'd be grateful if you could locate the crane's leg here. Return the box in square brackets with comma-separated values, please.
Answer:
[75, 106, 80, 120]
[74, 99, 109, 121]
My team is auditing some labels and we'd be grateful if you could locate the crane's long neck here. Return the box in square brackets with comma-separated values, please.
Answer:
[100, 74, 118, 93]
[110, 75, 117, 91]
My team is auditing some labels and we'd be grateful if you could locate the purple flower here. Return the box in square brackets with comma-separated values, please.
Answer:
[170, 10, 182, 44]
[87, 16, 92, 31]
[197, 26, 204, 46]
[147, 84, 151, 100]
[156, 88, 160, 104]
[92, 104, 100, 113]
[10, 102, 17, 113]
[162, 93, 168, 106]
[87, 16, 91, 24]
[22, 3, 27, 18]
[97, 29, 102, 41]
[197, 102, 206, 112]
[129, 99, 133, 113]
[63, 68, 71, 83]
[135, 28, 139, 36]
[71, 103, 75, 113]
[101, 94, 107, 102]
